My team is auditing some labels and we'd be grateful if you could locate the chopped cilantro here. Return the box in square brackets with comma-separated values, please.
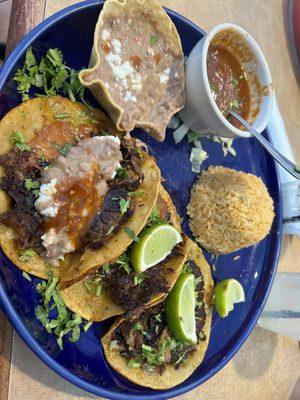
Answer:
[239, 74, 244, 80]
[57, 143, 72, 156]
[106, 225, 115, 236]
[84, 277, 102, 297]
[132, 322, 144, 332]
[150, 35, 158, 46]
[22, 271, 32, 281]
[187, 131, 199, 143]
[128, 359, 141, 368]
[13, 47, 87, 104]
[75, 135, 81, 143]
[116, 167, 129, 179]
[134, 274, 143, 286]
[35, 276, 83, 349]
[210, 83, 218, 93]
[19, 249, 36, 262]
[294, 165, 300, 173]
[232, 78, 239, 87]
[102, 263, 111, 274]
[154, 313, 162, 323]
[124, 226, 139, 242]
[142, 344, 152, 353]
[24, 179, 40, 190]
[128, 190, 145, 197]
[230, 99, 239, 111]
[83, 321, 93, 332]
[116, 253, 131, 274]
[119, 197, 130, 215]
[11, 131, 31, 152]
[146, 207, 165, 227]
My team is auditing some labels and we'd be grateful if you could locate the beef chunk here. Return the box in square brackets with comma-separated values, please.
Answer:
[82, 188, 132, 249]
[104, 264, 168, 311]
[109, 137, 144, 191]
[0, 176, 44, 252]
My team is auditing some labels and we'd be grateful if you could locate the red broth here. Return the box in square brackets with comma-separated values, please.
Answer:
[207, 45, 251, 128]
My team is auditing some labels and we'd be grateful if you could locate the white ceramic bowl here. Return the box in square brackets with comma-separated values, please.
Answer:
[180, 23, 274, 138]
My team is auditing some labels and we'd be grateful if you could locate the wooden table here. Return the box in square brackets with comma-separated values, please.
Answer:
[1, 1, 300, 399]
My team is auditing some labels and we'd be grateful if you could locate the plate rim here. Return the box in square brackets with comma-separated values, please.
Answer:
[0, 1, 283, 399]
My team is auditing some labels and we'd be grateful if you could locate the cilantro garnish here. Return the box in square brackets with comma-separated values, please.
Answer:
[11, 131, 31, 152]
[187, 131, 199, 143]
[124, 226, 139, 242]
[116, 167, 129, 179]
[146, 207, 165, 227]
[22, 271, 32, 281]
[35, 276, 83, 350]
[294, 165, 300, 173]
[13, 47, 87, 104]
[19, 249, 36, 262]
[150, 35, 158, 46]
[134, 274, 143, 286]
[24, 179, 39, 190]
[57, 143, 73, 156]
[128, 190, 144, 198]
[119, 197, 130, 215]
[128, 359, 141, 368]
[116, 253, 131, 274]
[230, 99, 239, 111]
[232, 78, 239, 87]
[132, 322, 144, 332]
[83, 321, 93, 332]
[210, 83, 218, 93]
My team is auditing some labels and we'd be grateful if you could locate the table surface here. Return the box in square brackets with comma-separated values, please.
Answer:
[1, 1, 300, 400]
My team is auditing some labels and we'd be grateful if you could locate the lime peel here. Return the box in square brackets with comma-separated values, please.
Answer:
[165, 273, 197, 344]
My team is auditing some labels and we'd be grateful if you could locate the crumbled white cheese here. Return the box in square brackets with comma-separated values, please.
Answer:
[102, 29, 110, 41]
[112, 38, 121, 54]
[131, 73, 142, 91]
[147, 47, 155, 56]
[41, 227, 75, 264]
[106, 52, 121, 66]
[174, 71, 179, 79]
[121, 78, 128, 88]
[112, 61, 133, 80]
[160, 68, 171, 84]
[34, 179, 59, 217]
[124, 90, 137, 103]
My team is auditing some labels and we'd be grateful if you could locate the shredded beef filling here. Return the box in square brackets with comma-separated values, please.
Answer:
[103, 263, 169, 311]
[111, 260, 207, 374]
[0, 136, 143, 256]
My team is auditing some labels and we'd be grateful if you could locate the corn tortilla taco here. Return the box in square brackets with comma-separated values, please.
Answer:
[60, 185, 189, 321]
[0, 96, 160, 281]
[101, 239, 214, 389]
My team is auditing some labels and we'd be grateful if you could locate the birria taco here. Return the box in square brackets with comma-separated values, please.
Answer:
[60, 185, 189, 321]
[0, 96, 160, 281]
[79, 0, 185, 141]
[101, 239, 214, 389]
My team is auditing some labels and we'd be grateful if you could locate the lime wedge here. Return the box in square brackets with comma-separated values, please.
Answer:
[165, 273, 197, 344]
[213, 279, 245, 318]
[131, 224, 182, 272]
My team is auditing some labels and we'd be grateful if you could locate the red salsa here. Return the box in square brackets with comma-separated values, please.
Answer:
[207, 45, 251, 128]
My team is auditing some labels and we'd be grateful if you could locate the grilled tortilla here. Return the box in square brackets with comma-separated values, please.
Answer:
[60, 185, 189, 321]
[79, 0, 185, 141]
[101, 239, 214, 389]
[0, 96, 160, 281]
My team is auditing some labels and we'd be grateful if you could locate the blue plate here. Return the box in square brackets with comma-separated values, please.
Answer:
[0, 1, 282, 399]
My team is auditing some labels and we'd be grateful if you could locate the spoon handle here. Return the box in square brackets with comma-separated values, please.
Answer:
[229, 110, 300, 180]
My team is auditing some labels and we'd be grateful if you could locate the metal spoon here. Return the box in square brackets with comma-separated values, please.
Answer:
[228, 110, 300, 180]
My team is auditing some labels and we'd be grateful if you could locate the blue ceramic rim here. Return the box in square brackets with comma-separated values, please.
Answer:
[0, 1, 283, 399]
